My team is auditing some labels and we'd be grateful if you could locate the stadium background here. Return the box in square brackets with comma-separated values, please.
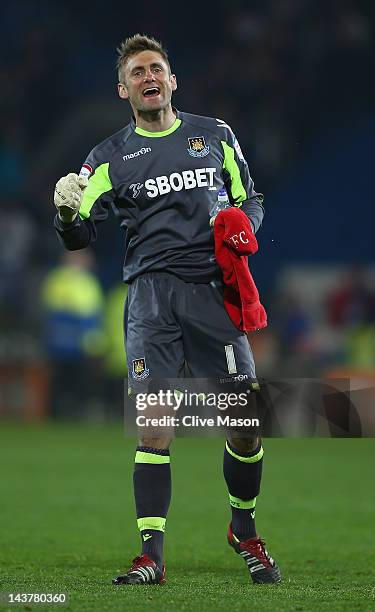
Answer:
[0, 1, 374, 610]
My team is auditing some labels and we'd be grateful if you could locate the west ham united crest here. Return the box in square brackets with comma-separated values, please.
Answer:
[132, 357, 150, 380]
[187, 136, 210, 158]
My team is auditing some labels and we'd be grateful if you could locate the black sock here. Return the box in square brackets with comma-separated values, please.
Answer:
[139, 529, 164, 566]
[223, 440, 263, 540]
[133, 446, 171, 568]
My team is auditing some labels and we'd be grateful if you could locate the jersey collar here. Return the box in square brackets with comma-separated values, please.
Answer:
[132, 109, 181, 138]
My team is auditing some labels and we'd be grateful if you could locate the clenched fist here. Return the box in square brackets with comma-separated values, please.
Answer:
[54, 173, 88, 223]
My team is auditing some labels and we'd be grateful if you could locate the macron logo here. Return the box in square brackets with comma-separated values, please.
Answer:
[123, 147, 151, 161]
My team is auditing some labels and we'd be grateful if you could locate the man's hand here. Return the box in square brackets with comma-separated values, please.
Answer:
[54, 173, 88, 223]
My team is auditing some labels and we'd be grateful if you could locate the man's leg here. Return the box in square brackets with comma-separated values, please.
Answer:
[133, 434, 172, 569]
[114, 273, 184, 585]
[224, 432, 281, 583]
[223, 434, 262, 540]
[113, 431, 173, 585]
[180, 279, 281, 583]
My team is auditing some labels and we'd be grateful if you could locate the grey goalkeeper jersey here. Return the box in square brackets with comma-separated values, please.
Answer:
[55, 109, 264, 283]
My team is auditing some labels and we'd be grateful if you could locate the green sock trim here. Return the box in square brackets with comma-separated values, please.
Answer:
[225, 441, 264, 463]
[137, 517, 166, 532]
[135, 451, 170, 464]
[229, 495, 257, 509]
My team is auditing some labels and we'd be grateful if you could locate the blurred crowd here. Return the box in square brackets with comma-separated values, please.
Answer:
[257, 265, 375, 377]
[1, 0, 374, 418]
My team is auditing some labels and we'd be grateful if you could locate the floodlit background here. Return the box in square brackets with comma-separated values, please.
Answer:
[0, 0, 374, 418]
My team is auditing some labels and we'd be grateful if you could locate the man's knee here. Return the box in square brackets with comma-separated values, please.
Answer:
[138, 436, 173, 450]
[227, 435, 261, 454]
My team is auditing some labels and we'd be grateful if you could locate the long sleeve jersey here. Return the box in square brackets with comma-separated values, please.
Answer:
[55, 110, 264, 283]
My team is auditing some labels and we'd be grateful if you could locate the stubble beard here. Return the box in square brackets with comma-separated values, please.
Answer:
[134, 89, 172, 120]
[139, 100, 167, 115]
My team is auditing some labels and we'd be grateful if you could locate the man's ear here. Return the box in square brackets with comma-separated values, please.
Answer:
[170, 73, 177, 92]
[118, 82, 129, 99]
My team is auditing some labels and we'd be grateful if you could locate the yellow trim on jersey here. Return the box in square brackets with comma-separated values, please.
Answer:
[135, 118, 182, 138]
[221, 141, 247, 204]
[79, 163, 112, 219]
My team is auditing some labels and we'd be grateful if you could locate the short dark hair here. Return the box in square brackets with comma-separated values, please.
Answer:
[116, 34, 170, 83]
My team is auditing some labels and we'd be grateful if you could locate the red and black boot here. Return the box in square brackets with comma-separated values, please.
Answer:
[228, 524, 282, 584]
[112, 554, 166, 585]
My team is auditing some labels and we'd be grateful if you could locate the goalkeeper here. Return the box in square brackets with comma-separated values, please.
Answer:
[54, 34, 281, 586]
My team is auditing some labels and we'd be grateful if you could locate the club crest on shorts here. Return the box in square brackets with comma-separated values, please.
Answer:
[132, 357, 150, 380]
[187, 136, 210, 158]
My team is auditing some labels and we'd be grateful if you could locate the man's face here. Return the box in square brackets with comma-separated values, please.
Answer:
[118, 50, 177, 113]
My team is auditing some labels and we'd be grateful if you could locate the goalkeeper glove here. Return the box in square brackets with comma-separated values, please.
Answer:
[54, 173, 88, 223]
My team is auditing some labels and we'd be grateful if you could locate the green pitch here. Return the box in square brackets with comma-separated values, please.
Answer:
[0, 423, 374, 611]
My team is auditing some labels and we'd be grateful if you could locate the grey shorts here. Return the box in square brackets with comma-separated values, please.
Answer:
[125, 272, 256, 392]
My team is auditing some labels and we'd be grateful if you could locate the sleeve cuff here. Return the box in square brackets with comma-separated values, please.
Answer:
[54, 214, 81, 231]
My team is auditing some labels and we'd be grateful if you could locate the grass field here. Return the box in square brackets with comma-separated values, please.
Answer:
[0, 423, 374, 611]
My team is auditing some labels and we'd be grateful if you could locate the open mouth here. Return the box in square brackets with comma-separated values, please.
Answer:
[142, 87, 160, 98]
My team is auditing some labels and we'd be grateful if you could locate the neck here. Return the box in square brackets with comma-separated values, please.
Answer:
[135, 106, 176, 133]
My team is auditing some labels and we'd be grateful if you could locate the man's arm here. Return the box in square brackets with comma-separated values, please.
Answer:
[54, 211, 102, 251]
[220, 125, 264, 233]
[54, 152, 115, 250]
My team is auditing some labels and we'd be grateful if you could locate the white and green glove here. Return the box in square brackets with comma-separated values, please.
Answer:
[54, 173, 88, 223]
